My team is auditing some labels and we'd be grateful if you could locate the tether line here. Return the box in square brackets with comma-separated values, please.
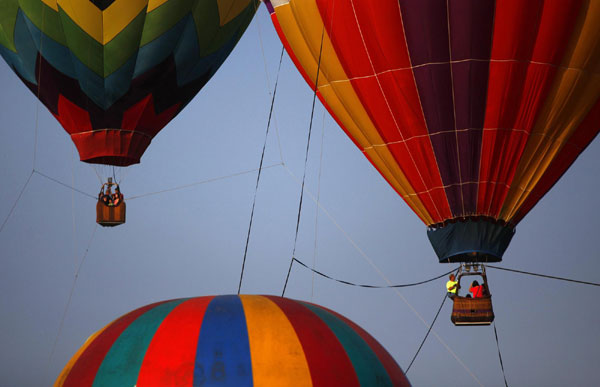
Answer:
[291, 257, 457, 289]
[127, 163, 282, 201]
[405, 289, 450, 374]
[0, 170, 34, 234]
[237, 46, 285, 295]
[285, 25, 327, 297]
[487, 265, 600, 287]
[44, 223, 97, 381]
[494, 322, 509, 387]
[34, 170, 96, 199]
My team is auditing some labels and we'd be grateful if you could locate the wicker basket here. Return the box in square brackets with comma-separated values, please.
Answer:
[96, 200, 126, 227]
[451, 296, 494, 326]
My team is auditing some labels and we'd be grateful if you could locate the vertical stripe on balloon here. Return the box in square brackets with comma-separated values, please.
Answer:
[193, 295, 252, 386]
[240, 295, 313, 386]
[300, 302, 393, 386]
[265, 296, 360, 387]
[92, 299, 186, 386]
[136, 297, 214, 386]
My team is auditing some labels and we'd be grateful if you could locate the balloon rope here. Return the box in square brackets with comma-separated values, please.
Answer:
[311, 112, 326, 301]
[237, 47, 286, 295]
[494, 322, 510, 387]
[0, 170, 34, 234]
[256, 9, 285, 165]
[126, 164, 282, 201]
[290, 257, 457, 289]
[405, 289, 449, 374]
[44, 224, 97, 382]
[285, 26, 327, 297]
[34, 170, 96, 199]
[487, 265, 600, 287]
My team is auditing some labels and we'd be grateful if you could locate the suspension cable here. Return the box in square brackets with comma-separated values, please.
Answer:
[487, 265, 600, 287]
[405, 290, 449, 373]
[126, 163, 282, 201]
[33, 170, 96, 199]
[290, 257, 457, 289]
[0, 170, 35, 234]
[237, 46, 286, 294]
[44, 223, 98, 381]
[493, 322, 509, 387]
[289, 26, 326, 267]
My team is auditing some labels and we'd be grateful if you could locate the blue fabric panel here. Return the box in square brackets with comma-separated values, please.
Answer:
[6, 10, 38, 84]
[427, 219, 515, 263]
[178, 36, 236, 87]
[21, 11, 76, 79]
[102, 54, 136, 109]
[133, 14, 189, 79]
[193, 295, 252, 387]
[68, 51, 135, 110]
[173, 15, 201, 86]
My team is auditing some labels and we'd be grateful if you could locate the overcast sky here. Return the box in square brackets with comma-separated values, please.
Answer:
[1, 5, 599, 387]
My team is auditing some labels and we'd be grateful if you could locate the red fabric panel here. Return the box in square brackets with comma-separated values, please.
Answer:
[316, 0, 450, 223]
[264, 296, 360, 387]
[62, 301, 169, 387]
[512, 99, 600, 224]
[303, 302, 411, 387]
[70, 130, 150, 166]
[121, 95, 180, 138]
[136, 297, 214, 386]
[477, 0, 582, 217]
[53, 94, 93, 135]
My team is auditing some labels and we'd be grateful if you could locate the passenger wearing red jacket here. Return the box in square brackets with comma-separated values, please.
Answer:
[469, 280, 484, 298]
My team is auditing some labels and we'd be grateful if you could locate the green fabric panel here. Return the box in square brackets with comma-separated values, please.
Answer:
[191, 0, 220, 56]
[19, 0, 66, 45]
[192, 0, 257, 56]
[0, 0, 19, 51]
[301, 303, 393, 387]
[103, 8, 146, 76]
[56, 6, 147, 77]
[58, 6, 103, 76]
[140, 0, 195, 47]
[92, 299, 187, 387]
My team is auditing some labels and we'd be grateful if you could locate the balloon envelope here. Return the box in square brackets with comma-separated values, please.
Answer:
[265, 0, 600, 262]
[55, 295, 410, 386]
[0, 0, 258, 166]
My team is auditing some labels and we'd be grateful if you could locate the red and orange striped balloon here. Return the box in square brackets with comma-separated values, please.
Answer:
[56, 295, 410, 386]
[265, 0, 600, 263]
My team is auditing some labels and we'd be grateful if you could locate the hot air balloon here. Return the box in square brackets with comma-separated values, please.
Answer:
[0, 0, 259, 226]
[264, 0, 600, 324]
[55, 295, 411, 386]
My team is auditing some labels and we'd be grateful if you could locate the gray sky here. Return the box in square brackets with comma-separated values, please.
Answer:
[1, 6, 599, 387]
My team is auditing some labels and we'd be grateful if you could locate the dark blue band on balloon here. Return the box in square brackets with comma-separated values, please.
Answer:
[193, 295, 252, 387]
[427, 219, 515, 263]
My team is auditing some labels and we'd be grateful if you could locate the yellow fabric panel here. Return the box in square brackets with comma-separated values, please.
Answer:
[240, 295, 312, 387]
[147, 0, 169, 12]
[274, 1, 432, 223]
[42, 0, 59, 12]
[501, 1, 600, 220]
[217, 0, 253, 26]
[53, 324, 110, 386]
[57, 0, 147, 44]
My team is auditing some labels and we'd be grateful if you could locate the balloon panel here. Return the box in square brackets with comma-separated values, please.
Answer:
[266, 0, 600, 261]
[0, 0, 258, 166]
[55, 295, 410, 386]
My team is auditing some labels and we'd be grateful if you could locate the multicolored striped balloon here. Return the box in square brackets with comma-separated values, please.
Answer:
[265, 0, 600, 263]
[0, 0, 258, 166]
[55, 295, 410, 386]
